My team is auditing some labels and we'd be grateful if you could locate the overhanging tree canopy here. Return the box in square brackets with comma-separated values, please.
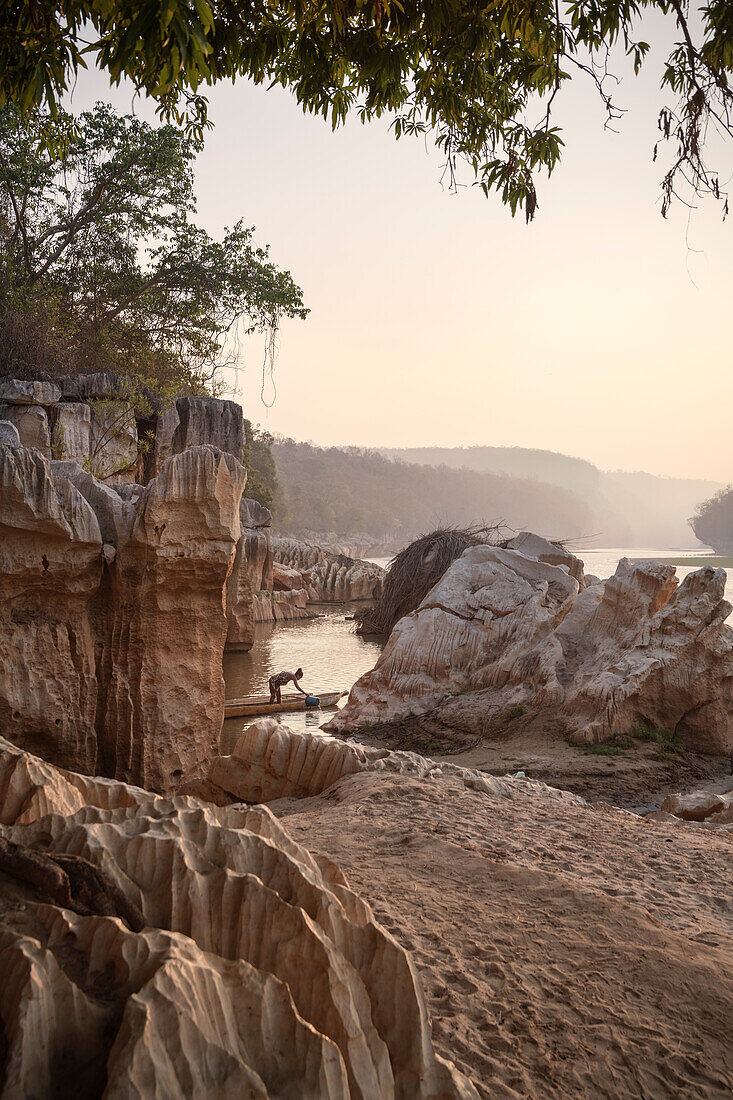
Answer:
[0, 102, 307, 387]
[0, 0, 731, 219]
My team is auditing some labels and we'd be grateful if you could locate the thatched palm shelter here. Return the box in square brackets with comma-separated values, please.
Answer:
[355, 525, 506, 636]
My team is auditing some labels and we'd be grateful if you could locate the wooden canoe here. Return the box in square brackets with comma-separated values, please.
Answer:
[224, 690, 348, 719]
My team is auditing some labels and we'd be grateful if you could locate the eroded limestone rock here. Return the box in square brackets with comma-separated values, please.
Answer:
[0, 403, 52, 457]
[99, 445, 245, 790]
[327, 548, 733, 755]
[328, 545, 579, 732]
[0, 420, 20, 445]
[48, 402, 91, 463]
[504, 531, 585, 584]
[1, 443, 246, 792]
[0, 446, 102, 771]
[0, 378, 61, 405]
[272, 534, 384, 602]
[0, 736, 478, 1100]
[209, 718, 586, 809]
[171, 395, 245, 462]
[225, 497, 274, 651]
[89, 401, 138, 483]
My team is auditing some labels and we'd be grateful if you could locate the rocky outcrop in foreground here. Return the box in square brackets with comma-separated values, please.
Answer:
[0, 735, 477, 1099]
[327, 543, 733, 755]
[207, 717, 586, 808]
[0, 443, 245, 792]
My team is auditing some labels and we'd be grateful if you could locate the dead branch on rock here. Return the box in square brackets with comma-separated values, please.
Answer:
[355, 524, 507, 636]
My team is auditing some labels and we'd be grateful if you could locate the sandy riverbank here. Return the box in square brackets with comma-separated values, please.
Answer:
[275, 770, 733, 1099]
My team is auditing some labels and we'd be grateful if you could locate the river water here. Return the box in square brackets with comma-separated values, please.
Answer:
[221, 547, 733, 748]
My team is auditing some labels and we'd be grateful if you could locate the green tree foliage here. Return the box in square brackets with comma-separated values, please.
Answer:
[0, 102, 307, 388]
[271, 439, 598, 539]
[690, 486, 733, 552]
[0, 1, 731, 219]
[243, 418, 278, 509]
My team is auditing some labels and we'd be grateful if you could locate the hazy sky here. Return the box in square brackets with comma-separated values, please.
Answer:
[70, 19, 732, 482]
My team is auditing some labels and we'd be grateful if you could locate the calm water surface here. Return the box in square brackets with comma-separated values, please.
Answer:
[221, 603, 384, 748]
[221, 547, 732, 748]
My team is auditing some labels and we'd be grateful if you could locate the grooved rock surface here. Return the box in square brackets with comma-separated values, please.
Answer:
[328, 545, 579, 733]
[254, 588, 312, 623]
[209, 718, 586, 808]
[89, 401, 138, 483]
[1, 443, 245, 792]
[0, 737, 477, 1100]
[60, 372, 121, 400]
[328, 548, 733, 755]
[151, 400, 180, 476]
[0, 445, 102, 772]
[171, 396, 245, 463]
[0, 420, 20, 445]
[48, 401, 91, 463]
[226, 497, 274, 651]
[0, 403, 52, 457]
[0, 378, 61, 405]
[272, 535, 384, 602]
[99, 445, 245, 790]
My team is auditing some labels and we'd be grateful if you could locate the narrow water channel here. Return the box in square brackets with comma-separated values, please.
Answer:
[221, 603, 385, 751]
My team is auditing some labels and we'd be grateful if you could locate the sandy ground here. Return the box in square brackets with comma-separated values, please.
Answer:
[275, 772, 733, 1099]
[354, 717, 733, 810]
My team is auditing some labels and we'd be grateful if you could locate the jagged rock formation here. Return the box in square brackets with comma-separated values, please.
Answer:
[226, 496, 276, 650]
[328, 545, 579, 732]
[0, 420, 20, 444]
[327, 545, 733, 756]
[0, 736, 477, 1099]
[272, 534, 384, 603]
[48, 401, 92, 462]
[0, 442, 245, 792]
[0, 402, 52, 457]
[0, 378, 62, 405]
[157, 395, 246, 469]
[208, 717, 586, 808]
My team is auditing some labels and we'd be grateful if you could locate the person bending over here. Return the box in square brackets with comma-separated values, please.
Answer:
[268, 667, 307, 704]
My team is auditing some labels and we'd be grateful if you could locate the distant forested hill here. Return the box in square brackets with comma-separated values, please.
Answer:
[381, 446, 724, 547]
[272, 441, 598, 542]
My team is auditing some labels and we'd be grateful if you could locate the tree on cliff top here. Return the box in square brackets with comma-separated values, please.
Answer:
[1, 1, 732, 220]
[0, 102, 307, 389]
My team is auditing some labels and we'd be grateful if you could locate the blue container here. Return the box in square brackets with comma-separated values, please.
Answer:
[305, 695, 320, 708]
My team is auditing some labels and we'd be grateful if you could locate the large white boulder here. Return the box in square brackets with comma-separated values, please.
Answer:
[328, 548, 733, 755]
[328, 545, 579, 731]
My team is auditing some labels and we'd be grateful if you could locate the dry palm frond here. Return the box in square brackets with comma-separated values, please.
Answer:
[355, 523, 506, 636]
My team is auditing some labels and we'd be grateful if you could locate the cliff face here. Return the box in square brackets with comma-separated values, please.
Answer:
[226, 496, 275, 651]
[0, 446, 103, 773]
[0, 442, 245, 792]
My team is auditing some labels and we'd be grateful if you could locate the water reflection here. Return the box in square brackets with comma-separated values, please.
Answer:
[221, 604, 384, 751]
